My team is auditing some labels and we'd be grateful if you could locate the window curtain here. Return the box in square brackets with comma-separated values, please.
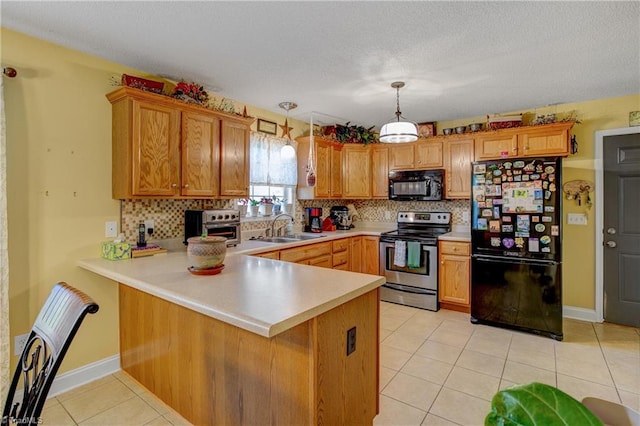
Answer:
[249, 131, 297, 185]
[0, 77, 9, 403]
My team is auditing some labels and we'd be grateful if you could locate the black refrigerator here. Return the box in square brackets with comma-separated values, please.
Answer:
[470, 156, 563, 341]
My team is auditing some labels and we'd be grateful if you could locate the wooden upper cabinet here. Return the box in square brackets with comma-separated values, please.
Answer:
[389, 144, 415, 170]
[415, 139, 443, 169]
[129, 100, 181, 197]
[474, 133, 518, 160]
[342, 145, 371, 198]
[297, 137, 343, 199]
[445, 138, 474, 199]
[370, 145, 389, 199]
[219, 119, 250, 197]
[475, 122, 574, 160]
[181, 112, 220, 197]
[107, 87, 253, 199]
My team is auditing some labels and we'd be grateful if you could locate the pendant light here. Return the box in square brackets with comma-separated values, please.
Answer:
[379, 81, 418, 143]
[279, 101, 297, 160]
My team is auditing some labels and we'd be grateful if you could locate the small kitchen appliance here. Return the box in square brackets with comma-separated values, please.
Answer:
[304, 207, 323, 233]
[379, 211, 451, 311]
[184, 209, 241, 247]
[330, 206, 351, 230]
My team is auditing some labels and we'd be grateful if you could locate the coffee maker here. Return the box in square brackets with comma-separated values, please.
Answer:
[304, 207, 323, 233]
[330, 206, 351, 230]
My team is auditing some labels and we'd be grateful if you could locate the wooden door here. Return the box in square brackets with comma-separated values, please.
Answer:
[314, 141, 331, 198]
[342, 145, 371, 198]
[362, 236, 380, 275]
[330, 144, 343, 198]
[603, 131, 640, 327]
[371, 146, 389, 198]
[519, 124, 571, 157]
[350, 236, 363, 273]
[181, 111, 220, 197]
[131, 100, 180, 196]
[439, 254, 470, 306]
[445, 138, 473, 199]
[389, 143, 415, 170]
[415, 140, 443, 169]
[220, 119, 249, 197]
[474, 133, 518, 160]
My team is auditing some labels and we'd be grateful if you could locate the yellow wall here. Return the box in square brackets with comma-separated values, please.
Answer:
[439, 94, 640, 310]
[0, 27, 307, 374]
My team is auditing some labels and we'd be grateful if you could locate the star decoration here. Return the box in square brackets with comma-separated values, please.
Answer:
[280, 118, 293, 139]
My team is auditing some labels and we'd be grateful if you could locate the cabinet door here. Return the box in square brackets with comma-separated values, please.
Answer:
[445, 138, 474, 199]
[314, 141, 332, 198]
[362, 236, 380, 275]
[220, 119, 249, 197]
[181, 111, 220, 197]
[342, 145, 371, 198]
[131, 100, 181, 196]
[474, 133, 518, 160]
[519, 125, 570, 157]
[439, 254, 470, 306]
[415, 140, 443, 169]
[309, 255, 332, 268]
[389, 144, 415, 170]
[330, 145, 343, 198]
[350, 236, 363, 273]
[371, 146, 389, 198]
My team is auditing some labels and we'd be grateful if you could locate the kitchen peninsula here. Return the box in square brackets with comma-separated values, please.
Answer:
[78, 246, 385, 425]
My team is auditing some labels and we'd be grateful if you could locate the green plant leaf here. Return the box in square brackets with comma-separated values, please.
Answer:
[485, 382, 603, 426]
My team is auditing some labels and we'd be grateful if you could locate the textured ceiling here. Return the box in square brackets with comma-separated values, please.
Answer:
[2, 1, 639, 128]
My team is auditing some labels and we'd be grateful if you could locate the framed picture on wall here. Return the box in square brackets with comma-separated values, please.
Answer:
[418, 122, 436, 138]
[257, 119, 277, 135]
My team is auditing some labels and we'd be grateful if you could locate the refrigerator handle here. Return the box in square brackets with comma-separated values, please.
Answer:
[474, 255, 559, 266]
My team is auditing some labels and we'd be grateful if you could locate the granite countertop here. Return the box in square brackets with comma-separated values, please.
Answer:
[438, 225, 471, 242]
[79, 226, 391, 338]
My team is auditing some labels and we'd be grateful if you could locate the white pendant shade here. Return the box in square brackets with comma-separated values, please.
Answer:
[379, 121, 418, 143]
[280, 142, 296, 160]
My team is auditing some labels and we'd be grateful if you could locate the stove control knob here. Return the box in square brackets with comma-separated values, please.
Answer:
[225, 214, 230, 220]
[231, 214, 236, 220]
[217, 215, 223, 220]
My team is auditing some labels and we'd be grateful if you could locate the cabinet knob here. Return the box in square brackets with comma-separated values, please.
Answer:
[183, 184, 190, 188]
[441, 260, 445, 265]
[171, 183, 178, 188]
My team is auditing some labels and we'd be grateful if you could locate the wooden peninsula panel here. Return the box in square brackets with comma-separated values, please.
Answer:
[119, 284, 379, 425]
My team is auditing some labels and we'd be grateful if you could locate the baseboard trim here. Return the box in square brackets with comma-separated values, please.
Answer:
[48, 354, 121, 397]
[563, 305, 599, 323]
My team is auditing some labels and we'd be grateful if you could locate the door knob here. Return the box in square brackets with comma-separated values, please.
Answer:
[606, 228, 616, 235]
[606, 241, 617, 248]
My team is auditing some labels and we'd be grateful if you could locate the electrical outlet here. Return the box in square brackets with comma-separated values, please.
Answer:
[144, 220, 155, 232]
[462, 211, 470, 222]
[346, 327, 356, 356]
[14, 333, 29, 356]
[105, 221, 117, 238]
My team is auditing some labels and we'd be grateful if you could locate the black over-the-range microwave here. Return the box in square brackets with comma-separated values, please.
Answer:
[388, 169, 444, 201]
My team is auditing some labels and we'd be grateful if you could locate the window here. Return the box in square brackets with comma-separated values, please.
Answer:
[249, 132, 297, 205]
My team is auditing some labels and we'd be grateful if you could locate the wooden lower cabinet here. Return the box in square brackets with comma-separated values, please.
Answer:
[279, 241, 332, 266]
[438, 241, 471, 313]
[362, 236, 380, 275]
[350, 236, 363, 272]
[119, 284, 380, 425]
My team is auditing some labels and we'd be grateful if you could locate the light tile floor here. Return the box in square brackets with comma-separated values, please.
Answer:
[42, 302, 640, 425]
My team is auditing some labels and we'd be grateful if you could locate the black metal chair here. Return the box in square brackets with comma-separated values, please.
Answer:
[2, 282, 99, 426]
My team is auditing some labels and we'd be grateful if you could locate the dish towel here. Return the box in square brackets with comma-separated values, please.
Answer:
[394, 241, 406, 267]
[407, 241, 421, 269]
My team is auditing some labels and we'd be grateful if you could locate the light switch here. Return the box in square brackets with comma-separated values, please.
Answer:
[567, 213, 587, 225]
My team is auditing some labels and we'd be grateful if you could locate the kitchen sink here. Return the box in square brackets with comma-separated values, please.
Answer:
[257, 234, 326, 244]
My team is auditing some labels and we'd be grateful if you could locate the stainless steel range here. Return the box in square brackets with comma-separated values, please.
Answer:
[379, 211, 451, 311]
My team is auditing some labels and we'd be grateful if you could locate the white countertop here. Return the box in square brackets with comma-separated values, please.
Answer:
[79, 227, 390, 338]
[438, 225, 471, 242]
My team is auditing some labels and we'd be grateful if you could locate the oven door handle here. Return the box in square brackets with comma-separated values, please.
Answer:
[383, 283, 436, 295]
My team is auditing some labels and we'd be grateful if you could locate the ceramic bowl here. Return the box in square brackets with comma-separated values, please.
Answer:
[187, 236, 227, 270]
[469, 123, 483, 132]
[443, 128, 454, 135]
[455, 125, 466, 134]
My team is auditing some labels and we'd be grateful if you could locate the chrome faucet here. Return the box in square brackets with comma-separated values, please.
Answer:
[270, 213, 295, 237]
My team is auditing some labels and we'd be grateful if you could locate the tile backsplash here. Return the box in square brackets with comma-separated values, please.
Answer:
[120, 198, 471, 241]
